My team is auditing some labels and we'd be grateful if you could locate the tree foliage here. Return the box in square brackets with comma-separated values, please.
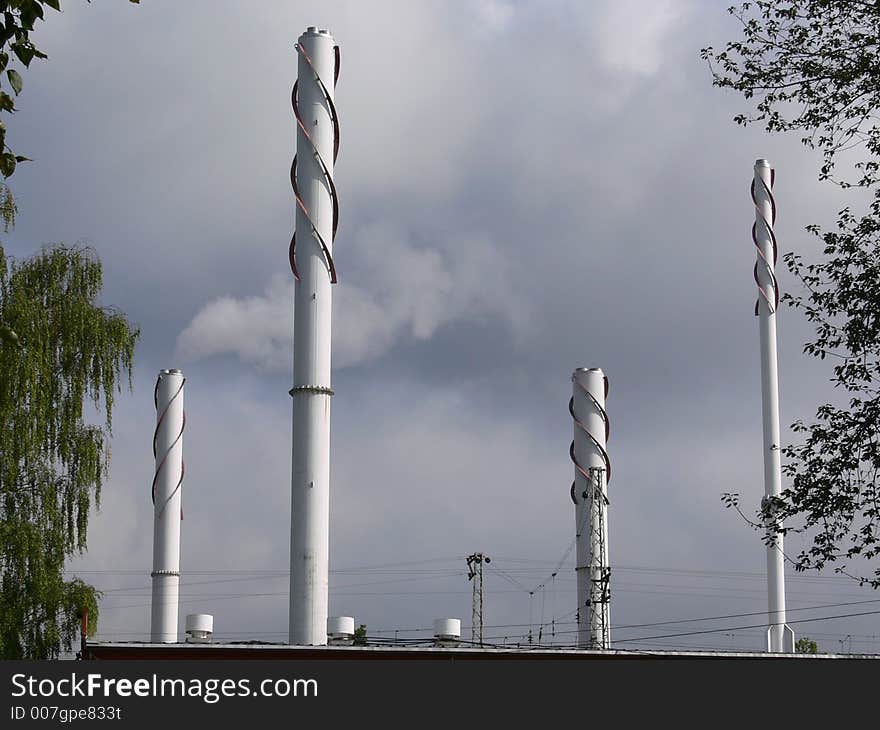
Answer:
[352, 624, 367, 646]
[0, 0, 53, 182]
[795, 636, 819, 653]
[0, 244, 138, 658]
[702, 1, 880, 189]
[703, 2, 880, 586]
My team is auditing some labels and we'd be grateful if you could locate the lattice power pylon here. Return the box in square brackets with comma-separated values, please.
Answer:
[466, 552, 489, 646]
[586, 466, 610, 649]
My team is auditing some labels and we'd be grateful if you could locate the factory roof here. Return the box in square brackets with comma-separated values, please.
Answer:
[80, 641, 878, 660]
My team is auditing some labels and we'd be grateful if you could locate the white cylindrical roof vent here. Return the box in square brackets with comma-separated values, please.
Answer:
[433, 618, 461, 643]
[185, 613, 214, 643]
[327, 616, 355, 645]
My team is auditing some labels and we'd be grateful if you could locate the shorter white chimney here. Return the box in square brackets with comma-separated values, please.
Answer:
[185, 614, 213, 643]
[327, 616, 355, 645]
[150, 368, 185, 644]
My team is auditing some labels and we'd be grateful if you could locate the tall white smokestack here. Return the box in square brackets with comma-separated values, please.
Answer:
[751, 159, 794, 653]
[288, 26, 340, 646]
[150, 368, 185, 643]
[570, 367, 611, 649]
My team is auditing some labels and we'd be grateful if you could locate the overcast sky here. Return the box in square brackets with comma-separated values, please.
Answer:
[5, 0, 879, 654]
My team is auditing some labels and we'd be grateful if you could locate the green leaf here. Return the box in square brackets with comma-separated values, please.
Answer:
[0, 152, 16, 177]
[0, 52, 8, 71]
[0, 323, 20, 346]
[19, 6, 38, 31]
[11, 42, 35, 67]
[14, 155, 30, 162]
[6, 69, 22, 96]
[0, 92, 15, 112]
[44, 0, 62, 10]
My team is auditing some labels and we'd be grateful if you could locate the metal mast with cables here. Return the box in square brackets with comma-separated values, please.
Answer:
[150, 368, 185, 643]
[288, 26, 341, 646]
[751, 159, 794, 653]
[467, 553, 490, 645]
[570, 367, 611, 649]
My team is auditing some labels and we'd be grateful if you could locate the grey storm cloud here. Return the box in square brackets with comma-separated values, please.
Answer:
[4, 0, 877, 651]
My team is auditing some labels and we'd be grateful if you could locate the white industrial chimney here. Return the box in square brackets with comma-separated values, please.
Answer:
[288, 26, 341, 646]
[570, 367, 611, 649]
[150, 368, 185, 643]
[751, 159, 794, 653]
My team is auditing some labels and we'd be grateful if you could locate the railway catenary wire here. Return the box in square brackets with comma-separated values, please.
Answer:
[90, 595, 880, 644]
[76, 556, 880, 647]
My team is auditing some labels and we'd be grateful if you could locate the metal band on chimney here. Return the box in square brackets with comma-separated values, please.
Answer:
[289, 385, 335, 397]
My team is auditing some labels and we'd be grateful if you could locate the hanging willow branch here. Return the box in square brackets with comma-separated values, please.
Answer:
[0, 243, 138, 658]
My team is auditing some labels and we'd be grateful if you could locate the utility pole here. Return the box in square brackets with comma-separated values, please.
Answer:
[466, 553, 490, 645]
